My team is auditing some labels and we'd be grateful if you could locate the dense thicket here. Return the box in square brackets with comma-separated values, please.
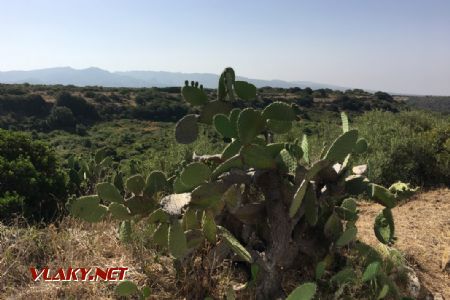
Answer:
[0, 129, 66, 223]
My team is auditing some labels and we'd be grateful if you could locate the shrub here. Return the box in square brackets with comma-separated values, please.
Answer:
[46, 106, 76, 131]
[356, 110, 450, 187]
[0, 129, 67, 223]
[55, 92, 99, 122]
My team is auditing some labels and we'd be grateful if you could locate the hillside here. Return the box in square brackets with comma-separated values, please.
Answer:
[0, 67, 347, 90]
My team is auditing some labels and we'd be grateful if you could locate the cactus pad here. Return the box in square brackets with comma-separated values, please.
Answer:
[237, 108, 266, 144]
[371, 184, 396, 208]
[198, 100, 232, 124]
[234, 81, 257, 100]
[180, 162, 211, 188]
[324, 129, 359, 163]
[71, 195, 107, 222]
[168, 220, 188, 258]
[109, 202, 131, 220]
[202, 210, 217, 244]
[181, 85, 208, 106]
[175, 114, 198, 144]
[213, 114, 236, 138]
[217, 225, 253, 263]
[374, 208, 395, 245]
[126, 174, 145, 195]
[262, 102, 296, 121]
[240, 144, 276, 169]
[97, 182, 123, 203]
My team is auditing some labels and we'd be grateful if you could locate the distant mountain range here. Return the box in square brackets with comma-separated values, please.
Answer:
[0, 67, 348, 90]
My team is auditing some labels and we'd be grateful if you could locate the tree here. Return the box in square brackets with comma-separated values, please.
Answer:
[46, 106, 76, 131]
[0, 129, 66, 223]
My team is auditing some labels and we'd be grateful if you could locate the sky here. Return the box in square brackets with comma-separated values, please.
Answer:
[0, 0, 449, 95]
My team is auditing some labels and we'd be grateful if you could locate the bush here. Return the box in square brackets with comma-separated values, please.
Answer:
[46, 106, 76, 131]
[0, 94, 51, 117]
[56, 92, 99, 122]
[0, 129, 67, 223]
[356, 110, 450, 187]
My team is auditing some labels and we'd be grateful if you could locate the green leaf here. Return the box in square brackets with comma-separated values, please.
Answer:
[217, 226, 253, 263]
[126, 174, 145, 195]
[354, 138, 368, 154]
[221, 139, 242, 160]
[234, 81, 257, 100]
[108, 202, 131, 220]
[173, 176, 192, 193]
[324, 212, 343, 240]
[191, 182, 229, 208]
[181, 85, 208, 106]
[202, 210, 217, 244]
[324, 129, 359, 163]
[240, 144, 276, 169]
[304, 182, 318, 226]
[142, 286, 152, 298]
[289, 180, 308, 218]
[94, 148, 107, 164]
[148, 208, 169, 224]
[168, 220, 188, 258]
[214, 114, 235, 138]
[228, 108, 241, 136]
[331, 268, 356, 285]
[315, 261, 326, 280]
[97, 182, 123, 203]
[198, 100, 232, 124]
[286, 282, 317, 300]
[115, 280, 139, 297]
[153, 223, 169, 248]
[211, 155, 243, 179]
[125, 195, 154, 215]
[306, 159, 331, 181]
[371, 184, 396, 208]
[144, 171, 168, 196]
[180, 162, 211, 189]
[336, 198, 358, 221]
[377, 284, 390, 299]
[182, 207, 200, 230]
[336, 226, 357, 247]
[70, 195, 107, 222]
[175, 114, 198, 144]
[119, 220, 132, 243]
[267, 119, 292, 134]
[262, 102, 296, 121]
[374, 208, 395, 244]
[237, 108, 266, 144]
[301, 134, 310, 164]
[362, 261, 381, 282]
[341, 112, 349, 133]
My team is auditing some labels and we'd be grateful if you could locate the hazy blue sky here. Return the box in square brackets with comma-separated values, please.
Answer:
[1, 0, 449, 95]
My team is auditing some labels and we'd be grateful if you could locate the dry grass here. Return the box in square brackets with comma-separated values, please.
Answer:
[357, 188, 450, 299]
[0, 217, 249, 300]
[1, 189, 448, 299]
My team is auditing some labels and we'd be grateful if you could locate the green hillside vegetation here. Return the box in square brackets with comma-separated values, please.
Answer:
[0, 74, 448, 299]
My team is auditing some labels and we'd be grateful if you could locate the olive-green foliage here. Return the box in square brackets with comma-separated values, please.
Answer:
[0, 129, 66, 223]
[355, 110, 450, 186]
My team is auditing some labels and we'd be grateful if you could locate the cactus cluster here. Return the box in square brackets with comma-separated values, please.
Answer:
[69, 68, 412, 299]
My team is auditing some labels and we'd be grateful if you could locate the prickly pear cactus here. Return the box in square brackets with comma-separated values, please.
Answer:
[70, 68, 409, 300]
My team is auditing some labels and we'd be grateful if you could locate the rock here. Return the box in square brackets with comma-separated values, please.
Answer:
[405, 266, 421, 298]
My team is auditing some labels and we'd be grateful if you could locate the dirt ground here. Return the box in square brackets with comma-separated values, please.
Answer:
[357, 188, 450, 299]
